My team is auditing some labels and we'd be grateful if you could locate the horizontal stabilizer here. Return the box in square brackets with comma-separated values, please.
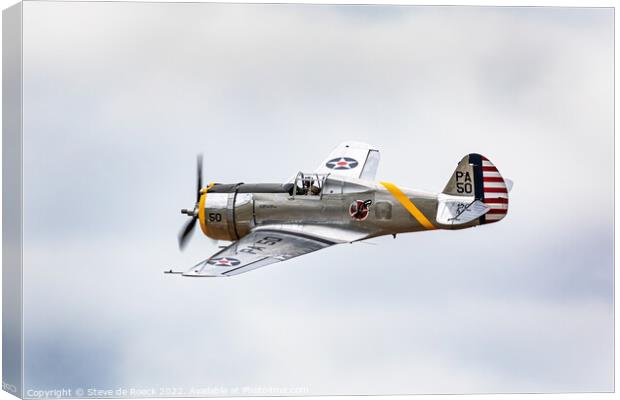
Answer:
[436, 195, 490, 225]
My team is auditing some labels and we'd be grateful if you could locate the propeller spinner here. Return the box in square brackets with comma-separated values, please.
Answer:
[178, 154, 203, 250]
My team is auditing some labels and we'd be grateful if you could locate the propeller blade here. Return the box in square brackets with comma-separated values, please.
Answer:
[178, 217, 197, 250]
[196, 154, 203, 202]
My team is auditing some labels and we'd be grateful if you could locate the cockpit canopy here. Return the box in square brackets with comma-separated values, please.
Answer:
[293, 172, 329, 196]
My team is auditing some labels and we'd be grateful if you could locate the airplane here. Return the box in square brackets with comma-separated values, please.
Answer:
[169, 141, 511, 277]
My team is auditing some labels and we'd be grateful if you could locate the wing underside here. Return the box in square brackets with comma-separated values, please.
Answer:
[183, 229, 336, 277]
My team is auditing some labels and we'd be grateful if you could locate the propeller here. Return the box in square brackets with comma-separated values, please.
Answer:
[196, 153, 203, 202]
[178, 154, 203, 250]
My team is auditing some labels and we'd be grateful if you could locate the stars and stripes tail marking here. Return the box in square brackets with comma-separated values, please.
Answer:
[479, 156, 508, 222]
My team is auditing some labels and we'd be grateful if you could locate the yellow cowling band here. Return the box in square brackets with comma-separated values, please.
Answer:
[198, 182, 215, 236]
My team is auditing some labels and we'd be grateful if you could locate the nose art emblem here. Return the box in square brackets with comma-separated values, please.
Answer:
[349, 200, 372, 221]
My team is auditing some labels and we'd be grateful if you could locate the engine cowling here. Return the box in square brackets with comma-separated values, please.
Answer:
[198, 188, 254, 241]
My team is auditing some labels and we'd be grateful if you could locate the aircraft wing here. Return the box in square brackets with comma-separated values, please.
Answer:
[315, 141, 380, 180]
[182, 229, 336, 277]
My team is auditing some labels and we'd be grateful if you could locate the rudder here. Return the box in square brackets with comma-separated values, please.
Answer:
[442, 154, 509, 224]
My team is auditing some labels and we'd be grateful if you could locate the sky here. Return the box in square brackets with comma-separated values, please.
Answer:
[18, 2, 614, 395]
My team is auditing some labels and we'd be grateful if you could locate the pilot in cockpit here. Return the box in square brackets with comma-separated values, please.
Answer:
[309, 179, 321, 195]
[298, 174, 321, 196]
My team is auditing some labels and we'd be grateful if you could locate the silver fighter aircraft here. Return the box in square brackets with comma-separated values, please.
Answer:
[171, 142, 511, 277]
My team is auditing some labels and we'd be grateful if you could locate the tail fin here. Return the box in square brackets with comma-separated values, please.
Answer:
[443, 154, 509, 224]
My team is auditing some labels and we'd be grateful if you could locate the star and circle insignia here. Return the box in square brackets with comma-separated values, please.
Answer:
[207, 257, 241, 267]
[325, 157, 359, 170]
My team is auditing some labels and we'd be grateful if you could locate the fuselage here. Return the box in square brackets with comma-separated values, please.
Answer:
[197, 176, 477, 245]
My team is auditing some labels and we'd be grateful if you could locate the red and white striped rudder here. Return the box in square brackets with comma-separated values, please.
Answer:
[442, 153, 510, 225]
[480, 155, 509, 223]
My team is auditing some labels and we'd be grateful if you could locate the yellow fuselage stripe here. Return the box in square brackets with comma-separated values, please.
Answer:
[380, 181, 436, 230]
[198, 183, 215, 236]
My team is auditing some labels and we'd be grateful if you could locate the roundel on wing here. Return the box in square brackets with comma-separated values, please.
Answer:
[326, 157, 359, 170]
[207, 257, 241, 267]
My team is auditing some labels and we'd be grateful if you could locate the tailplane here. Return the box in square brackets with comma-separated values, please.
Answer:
[441, 154, 510, 224]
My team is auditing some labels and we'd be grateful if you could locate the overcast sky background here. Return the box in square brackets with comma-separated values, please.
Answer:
[19, 2, 613, 395]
